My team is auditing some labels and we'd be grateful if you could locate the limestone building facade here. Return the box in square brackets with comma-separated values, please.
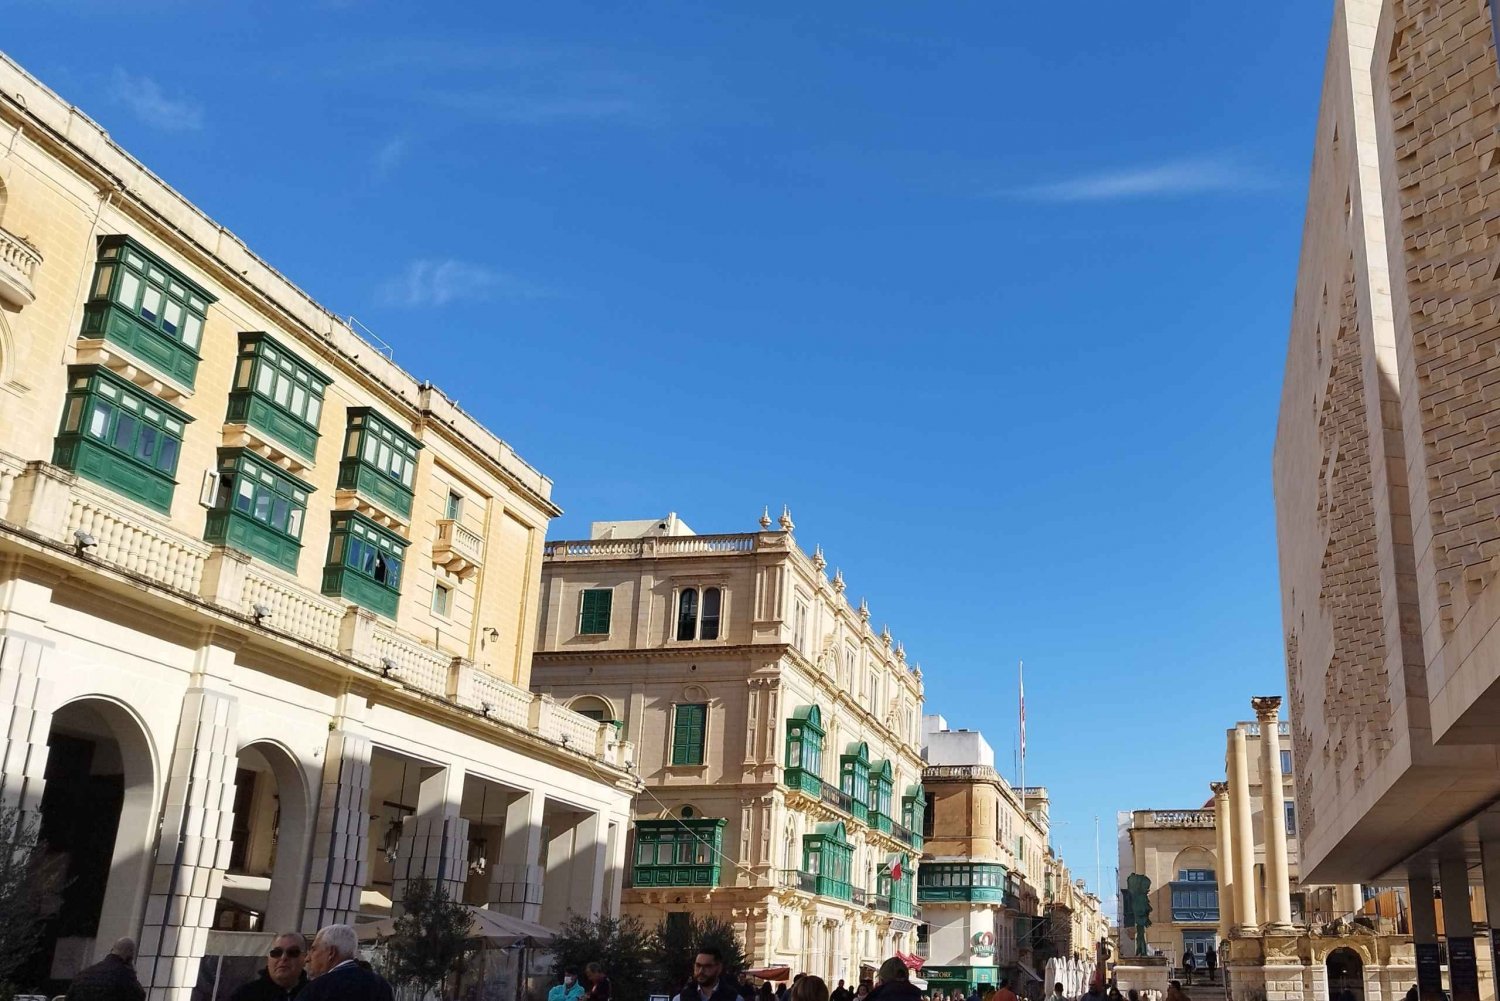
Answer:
[1274, 3, 1500, 1000]
[531, 512, 926, 982]
[0, 52, 636, 1001]
[919, 716, 1107, 995]
[1119, 700, 1412, 1001]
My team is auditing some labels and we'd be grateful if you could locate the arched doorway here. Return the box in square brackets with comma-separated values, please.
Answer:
[23, 698, 156, 992]
[214, 741, 310, 932]
[1327, 946, 1365, 1001]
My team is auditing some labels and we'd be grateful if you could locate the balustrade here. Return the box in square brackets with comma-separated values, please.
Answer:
[0, 225, 42, 309]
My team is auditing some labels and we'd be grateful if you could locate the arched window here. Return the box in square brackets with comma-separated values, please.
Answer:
[570, 696, 615, 723]
[700, 587, 721, 639]
[676, 588, 698, 640]
[0, 176, 8, 224]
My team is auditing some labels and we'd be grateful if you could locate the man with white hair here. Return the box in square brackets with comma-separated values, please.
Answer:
[298, 925, 393, 1001]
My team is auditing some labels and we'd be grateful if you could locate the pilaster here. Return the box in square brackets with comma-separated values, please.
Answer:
[489, 788, 545, 921]
[0, 629, 54, 814]
[302, 722, 373, 930]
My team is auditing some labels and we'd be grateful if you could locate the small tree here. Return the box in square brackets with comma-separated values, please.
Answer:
[0, 805, 67, 998]
[654, 915, 748, 994]
[549, 914, 655, 1001]
[385, 879, 475, 999]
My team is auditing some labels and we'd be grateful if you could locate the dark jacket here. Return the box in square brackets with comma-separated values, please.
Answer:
[66, 954, 146, 1001]
[230, 970, 309, 1001]
[867, 980, 923, 1001]
[677, 980, 742, 1001]
[299, 962, 394, 1001]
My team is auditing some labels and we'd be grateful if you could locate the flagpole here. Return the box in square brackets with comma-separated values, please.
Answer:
[1018, 659, 1025, 799]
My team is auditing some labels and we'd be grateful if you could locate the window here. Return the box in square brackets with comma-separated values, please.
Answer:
[793, 598, 809, 651]
[204, 449, 312, 571]
[52, 366, 190, 513]
[337, 408, 423, 518]
[1280, 749, 1293, 775]
[802, 822, 853, 900]
[674, 586, 722, 641]
[1171, 869, 1219, 921]
[579, 588, 613, 635]
[1285, 801, 1297, 835]
[321, 511, 410, 618]
[445, 491, 464, 520]
[671, 703, 707, 766]
[225, 332, 329, 461]
[80, 235, 215, 387]
[840, 742, 870, 820]
[432, 582, 453, 617]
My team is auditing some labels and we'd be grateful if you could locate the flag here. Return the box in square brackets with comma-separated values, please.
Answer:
[891, 858, 903, 881]
[1019, 660, 1026, 762]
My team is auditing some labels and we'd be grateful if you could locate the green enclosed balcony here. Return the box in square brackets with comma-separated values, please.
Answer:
[52, 365, 190, 514]
[204, 449, 312, 572]
[918, 861, 1009, 904]
[631, 818, 726, 888]
[337, 408, 421, 520]
[224, 332, 329, 465]
[840, 742, 870, 824]
[803, 822, 853, 901]
[79, 235, 214, 390]
[321, 511, 409, 618]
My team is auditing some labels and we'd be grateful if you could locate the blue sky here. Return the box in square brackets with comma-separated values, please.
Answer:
[6, 2, 1334, 909]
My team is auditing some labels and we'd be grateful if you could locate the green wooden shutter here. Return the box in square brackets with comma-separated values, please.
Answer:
[580, 588, 613, 635]
[672, 703, 707, 765]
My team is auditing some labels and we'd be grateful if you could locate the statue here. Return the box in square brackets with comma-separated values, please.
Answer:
[1120, 872, 1153, 957]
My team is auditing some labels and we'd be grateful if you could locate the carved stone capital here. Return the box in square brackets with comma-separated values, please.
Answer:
[1251, 695, 1283, 721]
[1210, 781, 1229, 797]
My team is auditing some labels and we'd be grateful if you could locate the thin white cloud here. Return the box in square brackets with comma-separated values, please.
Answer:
[379, 259, 547, 307]
[1000, 157, 1271, 202]
[373, 136, 408, 179]
[111, 69, 204, 132]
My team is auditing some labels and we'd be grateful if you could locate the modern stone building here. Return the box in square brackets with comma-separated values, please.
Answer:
[919, 716, 1108, 995]
[0, 53, 636, 1001]
[531, 512, 925, 981]
[1273, 2, 1500, 1000]
[1119, 700, 1412, 1000]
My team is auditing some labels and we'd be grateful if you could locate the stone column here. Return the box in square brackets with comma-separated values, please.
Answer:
[1228, 725, 1259, 934]
[1438, 858, 1479, 1001]
[138, 688, 239, 1001]
[302, 727, 373, 930]
[1478, 818, 1500, 1001]
[489, 789, 545, 920]
[1210, 781, 1234, 944]
[1409, 869, 1442, 1001]
[1251, 697, 1293, 932]
[565, 810, 607, 918]
[392, 765, 470, 912]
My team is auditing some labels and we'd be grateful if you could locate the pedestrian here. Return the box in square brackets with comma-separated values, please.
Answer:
[993, 979, 1018, 1001]
[1127, 991, 1139, 1001]
[777, 983, 790, 1001]
[867, 959, 921, 1001]
[1051, 985, 1066, 1001]
[792, 976, 831, 1001]
[230, 933, 309, 1001]
[550, 971, 586, 1001]
[299, 925, 393, 1001]
[1181, 952, 1195, 983]
[854, 984, 871, 1001]
[1107, 988, 1124, 1001]
[585, 964, 611, 1001]
[832, 981, 853, 1001]
[1202, 947, 1216, 983]
[66, 938, 145, 1001]
[759, 984, 776, 1001]
[677, 946, 740, 1001]
[739, 976, 759, 1001]
[1165, 981, 1190, 1001]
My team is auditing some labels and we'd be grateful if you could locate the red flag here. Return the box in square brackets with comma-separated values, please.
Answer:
[891, 858, 903, 881]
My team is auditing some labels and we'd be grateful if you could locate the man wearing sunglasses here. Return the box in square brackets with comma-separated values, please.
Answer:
[229, 933, 309, 1001]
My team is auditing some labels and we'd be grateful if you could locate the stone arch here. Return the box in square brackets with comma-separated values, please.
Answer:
[1326, 945, 1366, 1001]
[230, 739, 313, 931]
[1172, 846, 1217, 875]
[568, 694, 617, 721]
[38, 696, 160, 973]
[0, 174, 8, 223]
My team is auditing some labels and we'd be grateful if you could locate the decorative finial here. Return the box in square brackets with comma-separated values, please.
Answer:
[779, 504, 795, 532]
[913, 661, 923, 680]
[895, 641, 906, 661]
[859, 598, 870, 623]
[880, 625, 891, 648]
[759, 506, 772, 530]
[832, 568, 846, 594]
[812, 544, 827, 573]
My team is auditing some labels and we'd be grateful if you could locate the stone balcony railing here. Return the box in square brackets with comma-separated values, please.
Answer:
[1244, 720, 1292, 736]
[0, 454, 633, 771]
[1142, 809, 1217, 828]
[0, 225, 42, 309]
[543, 532, 759, 560]
[433, 517, 484, 580]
